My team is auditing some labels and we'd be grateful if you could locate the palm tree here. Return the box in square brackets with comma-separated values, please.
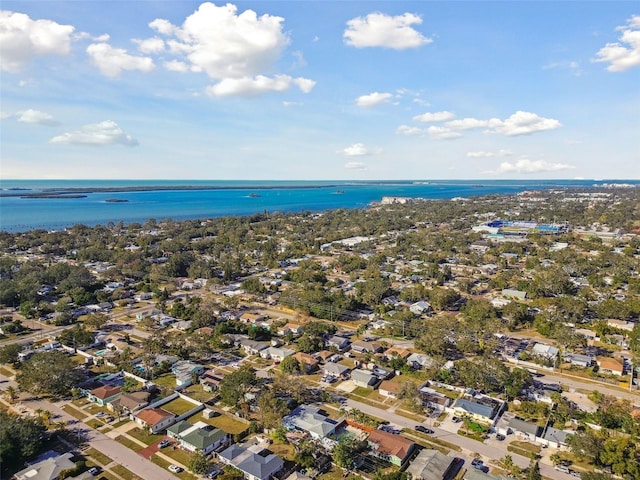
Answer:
[3, 385, 18, 403]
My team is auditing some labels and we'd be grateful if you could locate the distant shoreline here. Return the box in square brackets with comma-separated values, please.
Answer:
[0, 183, 350, 198]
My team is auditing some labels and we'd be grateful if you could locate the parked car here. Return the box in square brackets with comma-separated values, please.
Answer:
[158, 439, 171, 448]
[414, 425, 434, 434]
[168, 464, 183, 473]
[496, 434, 506, 441]
[207, 468, 222, 479]
[451, 416, 462, 423]
[471, 459, 484, 469]
[88, 467, 101, 476]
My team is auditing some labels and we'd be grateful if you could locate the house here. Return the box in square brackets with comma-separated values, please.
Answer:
[565, 353, 594, 368]
[405, 448, 455, 480]
[167, 420, 228, 454]
[351, 340, 383, 354]
[293, 352, 319, 373]
[501, 289, 527, 300]
[406, 353, 434, 370]
[218, 442, 284, 480]
[315, 350, 341, 364]
[283, 405, 343, 440]
[409, 301, 431, 315]
[322, 362, 351, 379]
[201, 369, 225, 392]
[351, 369, 380, 389]
[277, 323, 303, 337]
[172, 360, 205, 387]
[452, 396, 502, 425]
[532, 343, 559, 360]
[240, 312, 267, 324]
[87, 385, 122, 407]
[325, 335, 350, 352]
[134, 407, 176, 433]
[418, 387, 451, 411]
[383, 346, 411, 360]
[542, 426, 571, 448]
[507, 418, 541, 440]
[260, 347, 295, 362]
[367, 429, 415, 466]
[14, 452, 76, 480]
[596, 356, 624, 376]
[378, 380, 402, 399]
[240, 339, 270, 356]
[109, 391, 150, 414]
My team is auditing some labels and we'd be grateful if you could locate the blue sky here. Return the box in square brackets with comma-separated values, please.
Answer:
[1, 1, 639, 180]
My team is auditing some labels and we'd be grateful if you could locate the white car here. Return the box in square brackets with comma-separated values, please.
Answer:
[168, 464, 183, 473]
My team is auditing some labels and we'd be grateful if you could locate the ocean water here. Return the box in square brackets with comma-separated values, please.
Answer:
[0, 179, 635, 233]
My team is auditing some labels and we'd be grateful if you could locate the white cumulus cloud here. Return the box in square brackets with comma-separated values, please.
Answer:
[151, 3, 288, 79]
[413, 111, 455, 123]
[49, 120, 138, 146]
[340, 143, 379, 157]
[427, 126, 462, 140]
[396, 125, 423, 135]
[491, 111, 562, 136]
[356, 92, 393, 107]
[15, 109, 60, 126]
[446, 111, 561, 136]
[344, 12, 432, 49]
[493, 158, 574, 174]
[467, 149, 512, 158]
[133, 37, 165, 54]
[0, 11, 75, 73]
[206, 75, 315, 97]
[87, 43, 154, 77]
[593, 15, 640, 72]
[345, 161, 367, 170]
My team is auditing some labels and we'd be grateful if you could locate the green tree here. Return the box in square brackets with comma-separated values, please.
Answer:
[219, 364, 258, 407]
[188, 449, 210, 474]
[332, 434, 368, 469]
[0, 343, 23, 365]
[280, 356, 302, 375]
[0, 410, 47, 471]
[257, 390, 290, 429]
[16, 350, 84, 397]
[526, 460, 542, 480]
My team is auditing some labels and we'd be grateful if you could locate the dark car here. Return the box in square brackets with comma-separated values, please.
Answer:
[451, 416, 462, 423]
[496, 434, 506, 441]
[414, 425, 434, 434]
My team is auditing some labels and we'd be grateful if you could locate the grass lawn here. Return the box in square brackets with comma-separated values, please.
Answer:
[110, 464, 144, 480]
[96, 472, 119, 480]
[180, 384, 213, 403]
[85, 403, 108, 415]
[153, 374, 178, 390]
[198, 412, 249, 434]
[86, 418, 104, 429]
[267, 442, 296, 461]
[150, 453, 198, 480]
[507, 441, 541, 460]
[112, 419, 130, 428]
[162, 447, 193, 466]
[114, 435, 145, 451]
[72, 397, 91, 407]
[85, 447, 112, 466]
[62, 404, 89, 420]
[162, 397, 199, 416]
[128, 427, 164, 446]
[351, 386, 375, 398]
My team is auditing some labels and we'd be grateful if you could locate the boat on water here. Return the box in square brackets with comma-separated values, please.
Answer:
[248, 192, 261, 198]
[334, 190, 345, 194]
